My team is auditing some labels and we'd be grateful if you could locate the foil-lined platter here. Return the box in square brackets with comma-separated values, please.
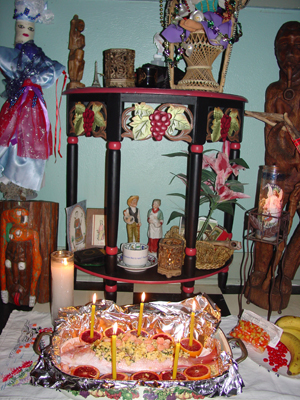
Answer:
[30, 295, 247, 399]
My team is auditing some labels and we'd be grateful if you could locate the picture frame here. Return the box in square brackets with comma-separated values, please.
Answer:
[197, 217, 218, 239]
[66, 200, 87, 252]
[86, 208, 106, 248]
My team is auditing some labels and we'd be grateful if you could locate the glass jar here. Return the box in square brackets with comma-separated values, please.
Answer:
[256, 165, 285, 241]
[51, 250, 74, 325]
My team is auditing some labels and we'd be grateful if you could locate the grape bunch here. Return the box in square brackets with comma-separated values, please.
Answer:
[83, 108, 95, 137]
[149, 110, 172, 141]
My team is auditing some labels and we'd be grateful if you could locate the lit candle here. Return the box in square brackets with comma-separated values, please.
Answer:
[90, 293, 97, 338]
[137, 292, 145, 336]
[189, 300, 196, 346]
[172, 337, 181, 379]
[51, 251, 74, 325]
[111, 322, 117, 379]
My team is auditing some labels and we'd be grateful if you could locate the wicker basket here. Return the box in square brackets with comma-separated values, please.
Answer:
[166, 0, 241, 92]
[164, 226, 233, 270]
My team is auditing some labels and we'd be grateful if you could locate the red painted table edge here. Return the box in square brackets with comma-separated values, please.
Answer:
[63, 87, 248, 103]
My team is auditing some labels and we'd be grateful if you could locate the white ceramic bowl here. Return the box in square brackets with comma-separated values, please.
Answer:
[121, 242, 148, 267]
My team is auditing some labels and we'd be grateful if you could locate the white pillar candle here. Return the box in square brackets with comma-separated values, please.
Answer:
[51, 250, 74, 325]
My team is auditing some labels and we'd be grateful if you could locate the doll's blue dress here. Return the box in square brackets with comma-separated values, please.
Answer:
[0, 41, 65, 191]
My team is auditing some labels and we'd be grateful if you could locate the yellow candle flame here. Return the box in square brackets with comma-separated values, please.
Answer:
[141, 292, 145, 302]
[113, 322, 118, 335]
[93, 293, 97, 304]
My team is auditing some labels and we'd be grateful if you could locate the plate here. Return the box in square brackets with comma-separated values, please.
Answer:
[117, 253, 157, 272]
[245, 342, 299, 379]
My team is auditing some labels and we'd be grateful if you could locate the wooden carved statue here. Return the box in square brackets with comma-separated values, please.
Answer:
[246, 21, 300, 310]
[0, 207, 42, 307]
[67, 14, 85, 89]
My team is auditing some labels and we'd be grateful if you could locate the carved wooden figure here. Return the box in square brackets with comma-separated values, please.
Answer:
[246, 21, 300, 311]
[0, 201, 58, 306]
[67, 14, 85, 89]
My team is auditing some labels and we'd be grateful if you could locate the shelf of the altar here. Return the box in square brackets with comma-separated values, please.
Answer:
[74, 256, 233, 285]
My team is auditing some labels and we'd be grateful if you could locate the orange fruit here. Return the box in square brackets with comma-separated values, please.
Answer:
[159, 371, 186, 380]
[131, 371, 160, 381]
[129, 329, 150, 338]
[184, 364, 211, 381]
[103, 326, 125, 338]
[100, 372, 128, 380]
[180, 338, 203, 357]
[151, 332, 174, 342]
[72, 365, 100, 379]
[80, 329, 102, 344]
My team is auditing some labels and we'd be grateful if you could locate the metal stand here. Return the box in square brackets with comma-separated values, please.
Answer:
[238, 208, 290, 320]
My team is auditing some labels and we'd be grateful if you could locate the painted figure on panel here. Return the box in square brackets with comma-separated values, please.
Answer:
[147, 199, 164, 254]
[123, 196, 141, 242]
[246, 21, 300, 310]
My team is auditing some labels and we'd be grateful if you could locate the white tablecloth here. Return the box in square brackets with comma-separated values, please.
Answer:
[0, 310, 299, 400]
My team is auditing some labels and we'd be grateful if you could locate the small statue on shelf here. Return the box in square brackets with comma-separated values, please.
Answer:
[67, 14, 85, 89]
[123, 196, 141, 243]
[147, 199, 164, 254]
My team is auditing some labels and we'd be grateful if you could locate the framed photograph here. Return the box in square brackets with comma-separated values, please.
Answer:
[197, 217, 218, 239]
[86, 208, 106, 248]
[66, 200, 87, 252]
[179, 216, 185, 236]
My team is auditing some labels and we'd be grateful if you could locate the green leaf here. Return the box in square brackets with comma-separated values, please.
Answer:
[74, 116, 84, 136]
[213, 107, 224, 120]
[167, 210, 184, 225]
[227, 180, 246, 193]
[167, 192, 186, 200]
[129, 115, 152, 140]
[94, 110, 105, 128]
[216, 202, 234, 215]
[162, 151, 188, 158]
[135, 102, 154, 118]
[211, 119, 221, 142]
[231, 157, 249, 169]
[170, 173, 187, 185]
[201, 169, 216, 183]
[201, 182, 215, 196]
[75, 102, 85, 115]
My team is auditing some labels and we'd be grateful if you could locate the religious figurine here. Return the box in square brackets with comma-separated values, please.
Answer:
[246, 21, 300, 310]
[67, 14, 85, 89]
[123, 195, 141, 243]
[0, 0, 66, 200]
[147, 199, 164, 254]
[0, 207, 42, 307]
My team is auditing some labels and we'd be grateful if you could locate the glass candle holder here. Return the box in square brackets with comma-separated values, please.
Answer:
[256, 165, 285, 241]
[157, 238, 184, 278]
[51, 250, 74, 325]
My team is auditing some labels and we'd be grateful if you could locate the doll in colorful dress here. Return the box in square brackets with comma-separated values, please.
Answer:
[0, 0, 65, 200]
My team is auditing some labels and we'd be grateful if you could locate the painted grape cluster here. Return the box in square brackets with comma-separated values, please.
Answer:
[149, 110, 172, 141]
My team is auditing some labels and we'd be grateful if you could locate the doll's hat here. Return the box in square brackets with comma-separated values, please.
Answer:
[13, 0, 54, 24]
[127, 195, 139, 206]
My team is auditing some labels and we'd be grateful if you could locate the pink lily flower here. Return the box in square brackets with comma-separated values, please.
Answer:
[217, 184, 250, 202]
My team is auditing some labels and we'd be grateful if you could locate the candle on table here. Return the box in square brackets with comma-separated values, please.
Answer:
[172, 336, 181, 379]
[189, 300, 196, 347]
[137, 292, 145, 336]
[90, 293, 97, 338]
[111, 322, 117, 379]
[51, 250, 74, 325]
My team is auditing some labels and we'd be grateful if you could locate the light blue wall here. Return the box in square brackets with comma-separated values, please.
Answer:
[0, 1, 299, 273]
